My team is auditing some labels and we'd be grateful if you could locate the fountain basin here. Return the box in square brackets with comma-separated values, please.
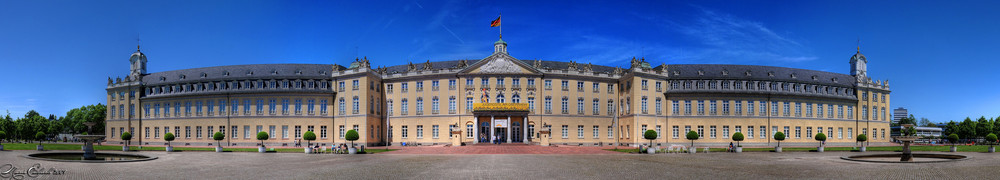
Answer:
[841, 153, 968, 163]
[24, 152, 157, 163]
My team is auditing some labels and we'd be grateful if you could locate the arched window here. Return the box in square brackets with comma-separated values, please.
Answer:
[496, 93, 505, 103]
[512, 94, 520, 103]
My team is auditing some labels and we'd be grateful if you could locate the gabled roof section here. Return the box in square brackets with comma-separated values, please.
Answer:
[458, 52, 542, 75]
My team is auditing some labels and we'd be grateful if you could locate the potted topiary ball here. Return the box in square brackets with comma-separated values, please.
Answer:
[346, 130, 360, 154]
[773, 131, 785, 153]
[732, 132, 744, 153]
[856, 134, 868, 152]
[164, 133, 175, 152]
[120, 131, 132, 151]
[213, 132, 225, 152]
[643, 130, 657, 154]
[815, 133, 827, 152]
[0, 131, 6, 151]
[35, 132, 46, 151]
[986, 133, 997, 153]
[257, 132, 269, 153]
[686, 131, 699, 154]
[947, 133, 959, 152]
[303, 131, 316, 154]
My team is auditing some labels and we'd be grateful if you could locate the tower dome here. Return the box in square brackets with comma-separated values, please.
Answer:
[129, 45, 147, 77]
[494, 38, 507, 54]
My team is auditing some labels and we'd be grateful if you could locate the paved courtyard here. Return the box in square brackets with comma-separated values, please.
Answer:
[2, 149, 1000, 179]
[382, 144, 623, 154]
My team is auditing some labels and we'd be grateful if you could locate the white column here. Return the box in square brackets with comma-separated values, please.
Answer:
[523, 116, 529, 144]
[507, 115, 512, 143]
[473, 117, 478, 144]
[490, 115, 495, 143]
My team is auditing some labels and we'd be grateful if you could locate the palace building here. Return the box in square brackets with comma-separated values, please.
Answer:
[105, 39, 891, 147]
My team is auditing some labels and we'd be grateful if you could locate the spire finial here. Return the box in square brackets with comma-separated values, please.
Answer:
[137, 33, 141, 51]
[856, 37, 860, 52]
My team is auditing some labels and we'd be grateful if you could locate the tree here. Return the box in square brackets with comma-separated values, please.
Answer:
[213, 132, 225, 147]
[62, 104, 106, 134]
[34, 132, 46, 145]
[943, 121, 958, 137]
[986, 133, 998, 148]
[919, 118, 933, 127]
[958, 118, 977, 139]
[121, 131, 132, 148]
[976, 116, 992, 138]
[164, 133, 175, 146]
[0, 131, 6, 146]
[732, 132, 744, 147]
[346, 130, 360, 147]
[643, 130, 656, 147]
[774, 131, 786, 147]
[856, 134, 868, 145]
[896, 114, 917, 126]
[947, 134, 960, 147]
[256, 132, 269, 147]
[815, 133, 827, 146]
[686, 131, 699, 147]
[303, 131, 317, 146]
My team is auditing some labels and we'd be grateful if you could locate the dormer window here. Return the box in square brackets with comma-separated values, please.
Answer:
[247, 71, 254, 76]
[790, 73, 796, 79]
[673, 71, 680, 76]
[160, 77, 166, 81]
[179, 75, 186, 80]
[745, 71, 752, 76]
[697, 70, 704, 76]
[271, 70, 278, 75]
[201, 73, 207, 78]
[320, 71, 327, 75]
[295, 70, 302, 75]
[811, 75, 817, 80]
[721, 70, 729, 76]
[768, 72, 774, 77]
[223, 71, 230, 76]
[832, 78, 838, 83]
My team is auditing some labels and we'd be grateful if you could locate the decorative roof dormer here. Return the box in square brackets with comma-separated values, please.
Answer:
[850, 46, 867, 78]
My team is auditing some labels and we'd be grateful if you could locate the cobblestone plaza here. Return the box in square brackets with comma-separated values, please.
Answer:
[3, 149, 998, 179]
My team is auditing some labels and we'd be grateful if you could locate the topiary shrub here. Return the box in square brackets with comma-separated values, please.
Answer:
[947, 133, 959, 147]
[732, 132, 744, 147]
[257, 132, 269, 147]
[643, 130, 657, 147]
[774, 131, 786, 147]
[35, 132, 46, 145]
[986, 133, 998, 148]
[213, 132, 225, 147]
[346, 130, 360, 147]
[121, 131, 132, 147]
[303, 131, 316, 146]
[164, 133, 175, 146]
[686, 131, 699, 147]
[856, 134, 868, 147]
[815, 133, 827, 146]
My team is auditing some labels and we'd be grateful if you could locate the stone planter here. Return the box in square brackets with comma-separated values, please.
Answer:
[216, 147, 224, 152]
[349, 147, 358, 154]
[647, 147, 656, 154]
[735, 147, 743, 153]
[859, 146, 866, 152]
[775, 146, 782, 153]
[304, 147, 313, 154]
[166, 146, 173, 152]
[37, 145, 44, 151]
[259, 146, 266, 153]
[950, 146, 957, 152]
[989, 146, 995, 153]
[688, 147, 697, 154]
[0, 144, 4, 151]
[122, 146, 129, 151]
[817, 146, 824, 152]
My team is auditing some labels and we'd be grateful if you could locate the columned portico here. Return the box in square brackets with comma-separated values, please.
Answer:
[473, 103, 529, 144]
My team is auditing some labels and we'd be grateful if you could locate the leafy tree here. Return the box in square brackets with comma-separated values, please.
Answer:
[976, 116, 992, 138]
[0, 131, 6, 145]
[62, 104, 106, 134]
[213, 132, 225, 147]
[857, 134, 868, 144]
[346, 130, 359, 147]
[34, 132, 46, 145]
[164, 133, 175, 146]
[774, 131, 785, 147]
[815, 133, 827, 146]
[958, 118, 977, 139]
[943, 121, 958, 137]
[643, 130, 656, 147]
[732, 132, 744, 147]
[896, 114, 917, 126]
[256, 132, 269, 147]
[919, 118, 933, 127]
[303, 131, 316, 146]
[685, 131, 698, 147]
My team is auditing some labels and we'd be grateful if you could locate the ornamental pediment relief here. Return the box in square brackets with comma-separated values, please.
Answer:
[470, 57, 530, 74]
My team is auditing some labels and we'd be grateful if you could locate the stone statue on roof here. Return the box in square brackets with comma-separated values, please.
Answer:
[613, 66, 623, 75]
[456, 60, 468, 69]
[423, 60, 433, 70]
[360, 57, 371, 68]
[533, 59, 541, 68]
[407, 62, 416, 71]
[116, 77, 121, 84]
[108, 77, 113, 85]
[583, 63, 592, 72]
[567, 60, 578, 71]
[630, 57, 640, 69]
[332, 64, 341, 72]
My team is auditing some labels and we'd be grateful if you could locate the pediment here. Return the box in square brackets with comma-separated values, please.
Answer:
[460, 53, 541, 75]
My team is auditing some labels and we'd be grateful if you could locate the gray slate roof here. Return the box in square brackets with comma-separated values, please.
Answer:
[663, 64, 856, 87]
[143, 64, 338, 85]
[381, 60, 618, 74]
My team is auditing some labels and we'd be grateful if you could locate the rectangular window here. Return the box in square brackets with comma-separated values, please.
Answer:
[722, 126, 729, 138]
[672, 101, 679, 115]
[672, 126, 679, 138]
[186, 126, 191, 138]
[709, 100, 717, 115]
[561, 98, 568, 114]
[561, 81, 569, 91]
[282, 126, 289, 138]
[562, 125, 569, 138]
[416, 125, 424, 138]
[339, 125, 345, 139]
[577, 99, 585, 114]
[593, 99, 600, 115]
[710, 126, 717, 138]
[747, 126, 754, 139]
[466, 98, 473, 112]
[760, 126, 766, 139]
[321, 126, 327, 139]
[244, 126, 251, 139]
[294, 99, 302, 114]
[795, 126, 801, 138]
[806, 127, 813, 138]
[697, 101, 704, 115]
[196, 126, 202, 138]
[271, 126, 277, 139]
[145, 127, 150, 138]
[608, 126, 614, 138]
[432, 125, 439, 139]
[401, 126, 408, 138]
[467, 124, 474, 138]
[782, 102, 790, 117]
[545, 97, 552, 114]
[578, 125, 584, 138]
[656, 125, 662, 138]
[747, 101, 754, 116]
[697, 126, 704, 138]
[577, 82, 584, 92]
[593, 125, 599, 139]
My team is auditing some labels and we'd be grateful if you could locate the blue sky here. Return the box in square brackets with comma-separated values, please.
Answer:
[1, 0, 998, 122]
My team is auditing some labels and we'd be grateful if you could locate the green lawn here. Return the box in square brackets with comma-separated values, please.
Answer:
[606, 145, 997, 153]
[0, 143, 397, 154]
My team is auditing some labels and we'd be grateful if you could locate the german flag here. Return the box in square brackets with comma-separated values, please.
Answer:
[490, 15, 501, 27]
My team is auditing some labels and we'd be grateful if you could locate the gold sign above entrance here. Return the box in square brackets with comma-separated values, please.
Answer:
[473, 103, 529, 112]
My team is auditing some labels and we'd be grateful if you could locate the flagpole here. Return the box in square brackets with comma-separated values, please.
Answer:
[499, 12, 502, 39]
